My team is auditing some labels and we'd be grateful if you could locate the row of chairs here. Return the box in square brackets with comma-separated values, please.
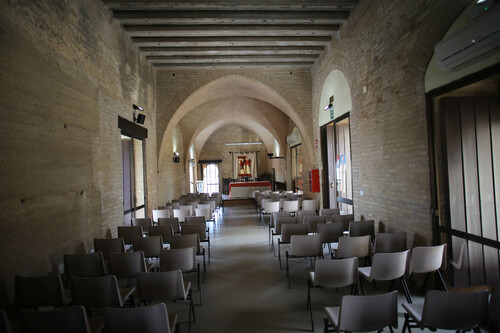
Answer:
[322, 287, 498, 333]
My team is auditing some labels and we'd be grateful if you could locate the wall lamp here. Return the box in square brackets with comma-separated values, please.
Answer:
[173, 152, 180, 163]
[267, 153, 284, 159]
[133, 104, 146, 124]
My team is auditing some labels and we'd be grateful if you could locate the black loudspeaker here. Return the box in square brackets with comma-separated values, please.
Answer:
[173, 156, 180, 163]
[136, 114, 146, 124]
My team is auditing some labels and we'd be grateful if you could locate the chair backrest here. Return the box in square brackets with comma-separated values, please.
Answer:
[337, 235, 371, 259]
[320, 208, 340, 222]
[313, 257, 358, 289]
[289, 234, 322, 257]
[64, 252, 106, 279]
[117, 226, 143, 245]
[303, 215, 327, 233]
[301, 199, 316, 212]
[158, 217, 181, 233]
[94, 238, 126, 260]
[260, 198, 272, 210]
[271, 212, 292, 226]
[348, 220, 375, 239]
[170, 234, 201, 254]
[132, 236, 163, 258]
[152, 209, 170, 222]
[15, 275, 68, 308]
[282, 200, 299, 213]
[178, 205, 193, 216]
[264, 201, 280, 214]
[20, 306, 91, 333]
[149, 225, 174, 244]
[274, 216, 297, 234]
[172, 208, 191, 222]
[195, 207, 212, 220]
[370, 250, 409, 280]
[421, 289, 488, 330]
[131, 217, 153, 231]
[0, 310, 12, 333]
[185, 215, 206, 225]
[181, 223, 207, 241]
[374, 231, 407, 253]
[137, 271, 187, 303]
[317, 222, 344, 244]
[70, 275, 124, 308]
[410, 243, 446, 274]
[333, 214, 354, 231]
[108, 251, 147, 279]
[297, 210, 316, 223]
[160, 247, 197, 272]
[339, 291, 398, 332]
[281, 223, 308, 243]
[103, 303, 174, 333]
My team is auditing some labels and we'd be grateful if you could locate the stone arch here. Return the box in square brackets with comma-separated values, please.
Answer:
[318, 69, 352, 127]
[158, 74, 313, 167]
[188, 100, 286, 159]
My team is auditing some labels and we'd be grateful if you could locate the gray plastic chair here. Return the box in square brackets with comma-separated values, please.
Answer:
[20, 306, 92, 333]
[70, 275, 135, 314]
[103, 303, 177, 333]
[170, 234, 206, 281]
[149, 225, 174, 246]
[324, 291, 398, 333]
[160, 247, 202, 305]
[64, 252, 106, 283]
[317, 222, 344, 258]
[373, 231, 407, 253]
[108, 251, 147, 286]
[117, 226, 143, 246]
[158, 217, 181, 233]
[137, 271, 194, 333]
[271, 216, 297, 254]
[94, 237, 126, 262]
[285, 234, 323, 288]
[307, 257, 359, 331]
[152, 209, 170, 223]
[262, 200, 280, 226]
[279, 223, 308, 268]
[131, 217, 152, 234]
[337, 235, 371, 265]
[358, 250, 412, 303]
[348, 220, 375, 240]
[297, 209, 317, 224]
[408, 244, 447, 292]
[402, 289, 488, 333]
[320, 208, 340, 222]
[303, 215, 327, 233]
[301, 199, 317, 212]
[332, 213, 354, 231]
[181, 223, 210, 263]
[15, 274, 70, 308]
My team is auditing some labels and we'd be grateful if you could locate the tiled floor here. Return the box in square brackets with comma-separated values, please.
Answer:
[179, 201, 432, 333]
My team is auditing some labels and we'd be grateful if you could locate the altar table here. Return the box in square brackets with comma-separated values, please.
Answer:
[229, 181, 272, 199]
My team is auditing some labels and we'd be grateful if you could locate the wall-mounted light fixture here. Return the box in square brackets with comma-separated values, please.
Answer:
[224, 141, 263, 146]
[173, 152, 180, 163]
[267, 153, 284, 159]
[133, 104, 146, 124]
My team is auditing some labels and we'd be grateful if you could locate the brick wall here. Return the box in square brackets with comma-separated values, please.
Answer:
[0, 0, 156, 300]
[312, 0, 470, 246]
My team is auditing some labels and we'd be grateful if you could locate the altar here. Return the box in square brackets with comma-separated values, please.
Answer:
[229, 181, 272, 199]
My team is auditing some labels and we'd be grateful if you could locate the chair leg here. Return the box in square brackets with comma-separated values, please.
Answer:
[286, 252, 291, 289]
[278, 241, 282, 269]
[307, 279, 314, 331]
[402, 313, 411, 333]
[197, 264, 202, 306]
[436, 269, 448, 291]
[359, 276, 366, 296]
[400, 277, 413, 304]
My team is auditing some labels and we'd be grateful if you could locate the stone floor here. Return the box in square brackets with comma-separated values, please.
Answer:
[175, 200, 433, 333]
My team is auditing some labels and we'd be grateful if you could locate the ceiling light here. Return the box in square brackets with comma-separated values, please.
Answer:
[225, 142, 263, 146]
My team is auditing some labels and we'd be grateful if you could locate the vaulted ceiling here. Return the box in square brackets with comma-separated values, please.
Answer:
[103, 0, 359, 69]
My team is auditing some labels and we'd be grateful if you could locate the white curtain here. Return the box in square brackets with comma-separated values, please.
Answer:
[233, 152, 257, 179]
